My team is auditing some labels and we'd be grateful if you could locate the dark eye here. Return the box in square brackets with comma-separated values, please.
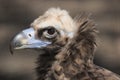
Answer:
[43, 27, 57, 38]
[47, 28, 55, 35]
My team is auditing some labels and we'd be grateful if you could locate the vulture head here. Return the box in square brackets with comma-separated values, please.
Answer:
[10, 8, 99, 80]
[10, 8, 76, 55]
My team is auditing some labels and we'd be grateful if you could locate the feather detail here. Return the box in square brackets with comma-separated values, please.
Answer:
[47, 12, 120, 80]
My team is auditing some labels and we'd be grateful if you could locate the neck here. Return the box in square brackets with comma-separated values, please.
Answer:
[45, 15, 97, 80]
[44, 36, 96, 80]
[36, 51, 57, 80]
[49, 39, 95, 80]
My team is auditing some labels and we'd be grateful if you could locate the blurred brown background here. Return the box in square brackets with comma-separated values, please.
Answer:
[0, 0, 120, 80]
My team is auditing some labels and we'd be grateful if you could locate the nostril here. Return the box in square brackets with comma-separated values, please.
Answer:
[28, 34, 32, 37]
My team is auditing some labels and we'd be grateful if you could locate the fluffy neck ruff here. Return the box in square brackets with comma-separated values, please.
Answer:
[45, 13, 98, 80]
[36, 13, 98, 80]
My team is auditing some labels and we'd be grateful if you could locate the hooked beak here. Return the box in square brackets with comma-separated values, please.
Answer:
[10, 27, 51, 54]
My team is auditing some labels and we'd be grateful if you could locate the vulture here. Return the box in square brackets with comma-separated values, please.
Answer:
[10, 8, 120, 80]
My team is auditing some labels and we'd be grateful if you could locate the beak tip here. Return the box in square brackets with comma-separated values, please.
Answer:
[9, 48, 13, 55]
[9, 43, 14, 55]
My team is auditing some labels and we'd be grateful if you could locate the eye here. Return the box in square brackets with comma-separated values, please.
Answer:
[47, 28, 56, 35]
[43, 27, 57, 38]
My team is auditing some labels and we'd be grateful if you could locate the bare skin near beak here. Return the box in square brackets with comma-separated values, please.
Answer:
[9, 27, 51, 54]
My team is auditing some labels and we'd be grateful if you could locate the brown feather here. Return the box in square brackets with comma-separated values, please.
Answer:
[44, 13, 120, 80]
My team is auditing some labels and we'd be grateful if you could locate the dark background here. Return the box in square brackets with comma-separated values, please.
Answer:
[0, 0, 120, 80]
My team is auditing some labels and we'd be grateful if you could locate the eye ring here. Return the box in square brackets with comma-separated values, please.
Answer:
[43, 27, 57, 38]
